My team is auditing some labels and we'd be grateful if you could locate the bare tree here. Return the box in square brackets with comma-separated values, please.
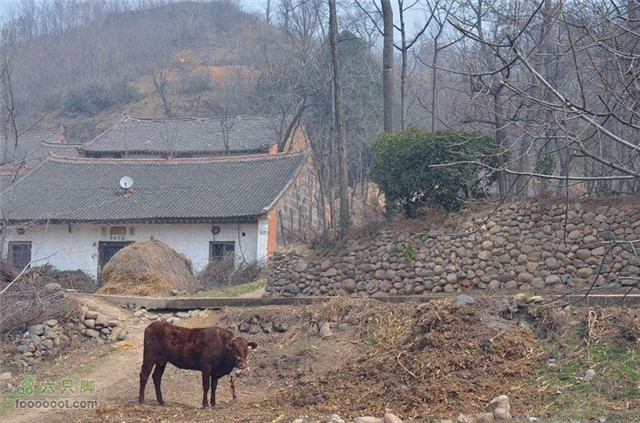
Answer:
[432, 0, 639, 195]
[395, 0, 434, 130]
[0, 27, 21, 166]
[329, 0, 350, 236]
[355, 0, 436, 130]
[265, 0, 273, 24]
[220, 116, 237, 154]
[0, 24, 45, 167]
[151, 61, 173, 117]
[413, 0, 461, 132]
[381, 0, 394, 133]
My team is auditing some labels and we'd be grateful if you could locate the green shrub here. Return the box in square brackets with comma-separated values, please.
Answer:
[372, 129, 503, 216]
[63, 84, 113, 115]
[403, 245, 417, 262]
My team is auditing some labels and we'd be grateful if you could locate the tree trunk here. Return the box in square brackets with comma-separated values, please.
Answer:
[265, 0, 272, 24]
[401, 45, 407, 130]
[493, 97, 509, 196]
[430, 39, 439, 132]
[329, 0, 350, 237]
[515, 138, 528, 197]
[152, 72, 172, 117]
[381, 0, 394, 133]
[399, 5, 407, 130]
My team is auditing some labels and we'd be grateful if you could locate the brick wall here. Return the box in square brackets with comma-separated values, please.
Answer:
[267, 160, 323, 253]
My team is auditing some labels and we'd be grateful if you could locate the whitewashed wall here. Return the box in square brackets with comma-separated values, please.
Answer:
[257, 216, 269, 265]
[3, 221, 261, 279]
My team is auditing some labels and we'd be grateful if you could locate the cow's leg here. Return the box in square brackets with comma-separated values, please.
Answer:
[230, 374, 237, 401]
[201, 369, 211, 409]
[138, 360, 154, 404]
[210, 377, 218, 407]
[152, 361, 167, 405]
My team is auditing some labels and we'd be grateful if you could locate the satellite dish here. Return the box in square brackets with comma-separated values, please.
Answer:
[119, 176, 134, 189]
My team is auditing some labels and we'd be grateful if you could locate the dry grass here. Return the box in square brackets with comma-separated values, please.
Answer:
[0, 283, 80, 335]
[0, 261, 82, 334]
[98, 239, 199, 296]
[282, 299, 544, 420]
[198, 256, 263, 289]
[23, 264, 96, 293]
[0, 260, 17, 285]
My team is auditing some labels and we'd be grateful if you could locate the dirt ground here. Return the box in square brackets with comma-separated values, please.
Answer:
[1, 295, 638, 423]
[1, 297, 366, 423]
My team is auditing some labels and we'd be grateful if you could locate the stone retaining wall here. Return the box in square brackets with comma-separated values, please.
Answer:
[12, 300, 128, 371]
[265, 199, 640, 297]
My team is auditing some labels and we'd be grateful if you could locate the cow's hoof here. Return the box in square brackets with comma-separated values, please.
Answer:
[157, 401, 164, 406]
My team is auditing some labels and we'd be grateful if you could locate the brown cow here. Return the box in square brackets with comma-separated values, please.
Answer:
[138, 321, 257, 408]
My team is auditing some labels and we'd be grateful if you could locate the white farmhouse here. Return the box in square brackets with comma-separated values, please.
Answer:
[1, 152, 319, 280]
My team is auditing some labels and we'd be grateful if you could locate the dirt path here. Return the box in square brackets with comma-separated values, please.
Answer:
[4, 299, 147, 423]
[3, 300, 319, 423]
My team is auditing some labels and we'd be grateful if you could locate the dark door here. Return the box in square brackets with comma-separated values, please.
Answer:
[98, 241, 133, 277]
[9, 242, 32, 271]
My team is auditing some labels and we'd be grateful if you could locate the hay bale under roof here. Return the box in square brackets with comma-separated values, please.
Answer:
[98, 239, 199, 297]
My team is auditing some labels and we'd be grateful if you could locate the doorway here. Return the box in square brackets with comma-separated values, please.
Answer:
[98, 241, 133, 281]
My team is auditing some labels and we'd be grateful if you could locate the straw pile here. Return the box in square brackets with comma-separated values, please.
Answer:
[98, 239, 199, 296]
[284, 299, 543, 420]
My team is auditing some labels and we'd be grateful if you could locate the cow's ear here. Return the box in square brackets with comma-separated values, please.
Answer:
[248, 341, 258, 350]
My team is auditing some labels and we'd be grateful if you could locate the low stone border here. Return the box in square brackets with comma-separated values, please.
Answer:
[91, 292, 640, 310]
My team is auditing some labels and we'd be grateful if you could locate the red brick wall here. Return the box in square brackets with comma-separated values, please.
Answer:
[267, 160, 323, 254]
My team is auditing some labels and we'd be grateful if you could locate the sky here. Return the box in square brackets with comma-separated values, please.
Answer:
[0, 0, 18, 18]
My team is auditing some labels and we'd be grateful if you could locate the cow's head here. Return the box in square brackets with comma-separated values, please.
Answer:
[227, 337, 258, 370]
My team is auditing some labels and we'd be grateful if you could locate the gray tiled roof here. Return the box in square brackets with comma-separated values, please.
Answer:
[0, 130, 79, 168]
[0, 173, 20, 192]
[1, 153, 307, 222]
[81, 116, 287, 156]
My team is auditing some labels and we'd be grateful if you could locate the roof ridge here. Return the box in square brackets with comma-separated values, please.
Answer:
[18, 128, 63, 136]
[79, 114, 294, 153]
[126, 114, 289, 122]
[47, 151, 306, 165]
[41, 141, 83, 147]
[80, 115, 129, 148]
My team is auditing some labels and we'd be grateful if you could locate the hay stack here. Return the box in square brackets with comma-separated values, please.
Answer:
[98, 239, 199, 296]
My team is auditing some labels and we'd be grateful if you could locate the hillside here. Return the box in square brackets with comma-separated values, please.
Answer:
[6, 1, 275, 143]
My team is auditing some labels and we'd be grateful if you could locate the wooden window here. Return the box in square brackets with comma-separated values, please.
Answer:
[209, 241, 235, 260]
[9, 242, 32, 271]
